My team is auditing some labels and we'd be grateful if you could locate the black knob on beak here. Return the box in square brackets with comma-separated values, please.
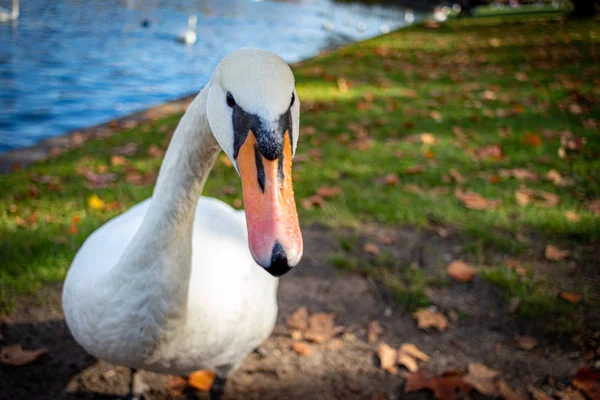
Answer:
[266, 242, 292, 277]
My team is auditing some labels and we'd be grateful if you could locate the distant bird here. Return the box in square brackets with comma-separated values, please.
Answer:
[141, 19, 151, 28]
[404, 9, 415, 24]
[177, 15, 197, 45]
[380, 24, 390, 34]
[0, 0, 19, 23]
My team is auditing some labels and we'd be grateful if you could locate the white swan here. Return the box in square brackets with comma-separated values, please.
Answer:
[177, 15, 197, 45]
[0, 0, 19, 22]
[63, 48, 303, 399]
[404, 9, 415, 24]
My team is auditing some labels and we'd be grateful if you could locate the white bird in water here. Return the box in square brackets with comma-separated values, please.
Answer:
[404, 8, 415, 24]
[0, 0, 19, 23]
[63, 48, 304, 400]
[177, 15, 197, 45]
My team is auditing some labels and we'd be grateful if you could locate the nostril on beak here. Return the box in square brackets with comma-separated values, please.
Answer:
[266, 242, 292, 277]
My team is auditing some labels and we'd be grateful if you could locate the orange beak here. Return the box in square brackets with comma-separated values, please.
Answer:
[236, 130, 303, 276]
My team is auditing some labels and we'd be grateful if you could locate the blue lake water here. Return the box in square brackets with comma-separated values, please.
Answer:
[0, 0, 425, 153]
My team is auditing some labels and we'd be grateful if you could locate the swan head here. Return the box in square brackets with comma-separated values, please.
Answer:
[206, 48, 302, 277]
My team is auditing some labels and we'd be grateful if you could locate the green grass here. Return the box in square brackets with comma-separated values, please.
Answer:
[1, 13, 599, 324]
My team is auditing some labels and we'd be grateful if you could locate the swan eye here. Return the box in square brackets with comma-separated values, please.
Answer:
[226, 92, 236, 108]
[290, 92, 295, 108]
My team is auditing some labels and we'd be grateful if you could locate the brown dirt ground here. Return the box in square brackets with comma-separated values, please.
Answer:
[0, 225, 595, 400]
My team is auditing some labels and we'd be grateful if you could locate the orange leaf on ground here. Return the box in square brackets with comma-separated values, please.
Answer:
[147, 144, 165, 158]
[497, 381, 529, 400]
[364, 243, 380, 255]
[559, 291, 581, 304]
[515, 188, 559, 207]
[304, 313, 343, 343]
[405, 369, 433, 392]
[546, 169, 573, 187]
[286, 307, 308, 331]
[188, 370, 216, 392]
[399, 344, 430, 362]
[488, 174, 502, 184]
[292, 342, 312, 356]
[565, 211, 581, 222]
[556, 388, 585, 400]
[521, 132, 542, 147]
[462, 363, 500, 396]
[499, 168, 539, 182]
[475, 144, 503, 160]
[586, 199, 600, 215]
[528, 385, 553, 400]
[449, 169, 465, 184]
[572, 368, 600, 399]
[383, 173, 400, 187]
[368, 320, 384, 343]
[412, 308, 448, 332]
[455, 189, 501, 210]
[301, 195, 326, 210]
[430, 371, 471, 400]
[377, 342, 398, 374]
[404, 165, 425, 175]
[545, 245, 569, 261]
[515, 335, 538, 351]
[397, 352, 418, 372]
[447, 260, 477, 282]
[424, 150, 435, 159]
[0, 344, 48, 366]
[110, 155, 128, 166]
[316, 186, 343, 199]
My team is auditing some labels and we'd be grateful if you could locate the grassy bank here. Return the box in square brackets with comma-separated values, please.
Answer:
[1, 13, 599, 329]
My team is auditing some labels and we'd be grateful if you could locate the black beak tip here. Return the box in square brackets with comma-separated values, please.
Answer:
[266, 242, 292, 277]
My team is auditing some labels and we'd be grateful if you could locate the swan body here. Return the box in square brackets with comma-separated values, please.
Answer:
[0, 0, 19, 22]
[178, 15, 197, 44]
[63, 49, 303, 387]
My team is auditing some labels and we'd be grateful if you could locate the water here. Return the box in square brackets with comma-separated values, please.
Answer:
[0, 0, 422, 153]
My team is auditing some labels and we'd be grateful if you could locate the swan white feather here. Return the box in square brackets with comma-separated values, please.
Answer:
[0, 0, 19, 22]
[63, 49, 301, 380]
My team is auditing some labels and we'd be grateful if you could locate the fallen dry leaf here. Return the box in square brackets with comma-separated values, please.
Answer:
[515, 188, 559, 207]
[110, 155, 128, 167]
[377, 342, 398, 374]
[383, 173, 400, 187]
[475, 144, 503, 160]
[545, 245, 569, 261]
[0, 344, 48, 366]
[286, 307, 308, 331]
[447, 260, 477, 282]
[405, 369, 433, 392]
[113, 143, 138, 155]
[586, 199, 600, 215]
[463, 363, 501, 396]
[368, 320, 384, 343]
[449, 169, 465, 184]
[403, 165, 425, 175]
[528, 385, 553, 400]
[521, 132, 543, 147]
[556, 388, 585, 400]
[147, 144, 165, 158]
[399, 344, 430, 362]
[572, 368, 600, 399]
[397, 352, 418, 372]
[546, 169, 573, 187]
[292, 342, 312, 356]
[316, 186, 343, 199]
[565, 211, 581, 222]
[497, 380, 529, 400]
[301, 194, 326, 210]
[364, 242, 381, 255]
[430, 371, 471, 400]
[455, 188, 501, 210]
[412, 308, 448, 332]
[83, 170, 116, 189]
[304, 313, 343, 343]
[499, 168, 539, 182]
[515, 335, 538, 351]
[188, 370, 216, 392]
[559, 291, 581, 304]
